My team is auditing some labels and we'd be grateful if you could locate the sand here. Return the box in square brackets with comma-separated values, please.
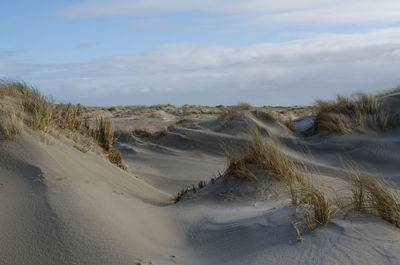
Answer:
[1, 101, 400, 264]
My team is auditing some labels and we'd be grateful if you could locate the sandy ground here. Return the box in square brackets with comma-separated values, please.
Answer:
[1, 101, 400, 264]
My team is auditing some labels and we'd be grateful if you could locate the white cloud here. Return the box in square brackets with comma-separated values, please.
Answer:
[59, 0, 400, 27]
[59, 0, 325, 18]
[252, 1, 400, 26]
[2, 28, 400, 106]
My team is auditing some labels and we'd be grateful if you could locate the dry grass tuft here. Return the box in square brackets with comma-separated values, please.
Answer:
[88, 118, 128, 170]
[108, 149, 128, 170]
[219, 112, 244, 129]
[224, 127, 304, 203]
[218, 104, 253, 129]
[0, 109, 23, 140]
[315, 112, 353, 135]
[134, 127, 153, 137]
[173, 180, 208, 203]
[252, 109, 279, 122]
[283, 119, 298, 135]
[158, 127, 169, 137]
[248, 128, 303, 185]
[224, 152, 258, 181]
[291, 221, 304, 242]
[224, 126, 335, 231]
[91, 117, 113, 151]
[348, 166, 400, 228]
[176, 117, 187, 124]
[298, 182, 332, 226]
[314, 93, 400, 135]
[219, 103, 252, 119]
[168, 124, 179, 132]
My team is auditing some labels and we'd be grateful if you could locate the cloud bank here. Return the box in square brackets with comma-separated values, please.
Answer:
[59, 0, 400, 27]
[2, 28, 400, 106]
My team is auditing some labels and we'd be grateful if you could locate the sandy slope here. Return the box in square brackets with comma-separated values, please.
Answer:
[1, 101, 400, 264]
[0, 133, 188, 264]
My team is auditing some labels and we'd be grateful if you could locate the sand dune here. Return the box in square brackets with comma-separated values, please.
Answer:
[1, 84, 400, 264]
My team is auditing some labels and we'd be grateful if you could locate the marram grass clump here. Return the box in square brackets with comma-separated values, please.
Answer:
[0, 81, 127, 170]
[314, 92, 400, 135]
[348, 166, 400, 228]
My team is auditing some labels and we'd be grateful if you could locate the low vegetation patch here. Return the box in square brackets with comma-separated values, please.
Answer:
[224, 128, 304, 202]
[0, 108, 23, 140]
[107, 149, 128, 171]
[219, 103, 252, 120]
[0, 81, 127, 170]
[348, 166, 400, 228]
[173, 180, 209, 203]
[298, 182, 332, 227]
[218, 103, 252, 129]
[158, 127, 169, 137]
[134, 127, 153, 137]
[90, 118, 113, 151]
[314, 92, 400, 135]
[223, 128, 335, 234]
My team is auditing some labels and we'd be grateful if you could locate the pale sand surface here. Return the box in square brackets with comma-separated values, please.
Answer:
[1, 98, 400, 264]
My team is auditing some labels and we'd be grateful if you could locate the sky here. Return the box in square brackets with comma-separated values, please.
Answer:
[1, 1, 400, 106]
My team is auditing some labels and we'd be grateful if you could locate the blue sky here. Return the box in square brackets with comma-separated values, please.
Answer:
[2, 1, 400, 106]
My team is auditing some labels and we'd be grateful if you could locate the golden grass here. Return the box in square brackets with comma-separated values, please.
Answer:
[91, 117, 113, 151]
[176, 117, 187, 124]
[0, 109, 23, 140]
[298, 182, 332, 226]
[248, 128, 304, 185]
[108, 149, 128, 170]
[1, 81, 83, 133]
[0, 81, 127, 170]
[219, 103, 252, 119]
[134, 127, 153, 137]
[224, 127, 335, 231]
[167, 124, 179, 132]
[224, 152, 258, 181]
[158, 127, 169, 137]
[252, 109, 280, 122]
[348, 166, 400, 228]
[218, 104, 253, 129]
[314, 93, 400, 135]
[224, 127, 305, 203]
[283, 119, 297, 134]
